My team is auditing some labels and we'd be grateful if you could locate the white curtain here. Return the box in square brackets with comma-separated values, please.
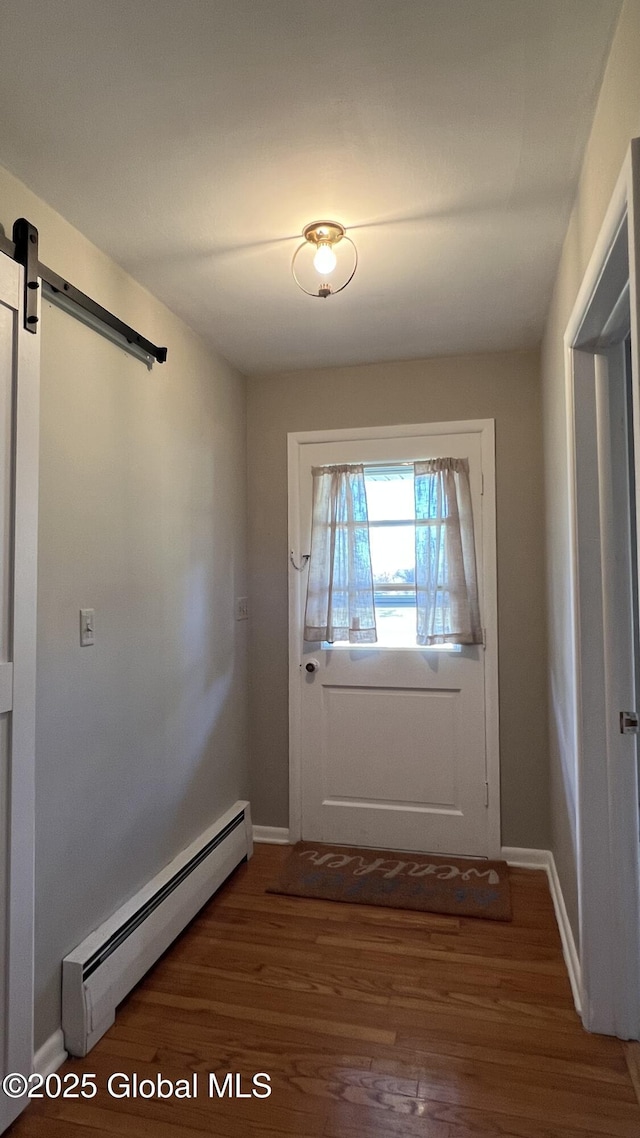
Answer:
[414, 458, 482, 645]
[303, 464, 377, 643]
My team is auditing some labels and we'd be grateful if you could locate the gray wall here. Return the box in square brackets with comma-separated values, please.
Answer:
[0, 163, 249, 1049]
[541, 0, 640, 947]
[247, 348, 549, 849]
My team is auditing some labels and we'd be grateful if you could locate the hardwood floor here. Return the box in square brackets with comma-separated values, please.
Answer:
[9, 843, 640, 1137]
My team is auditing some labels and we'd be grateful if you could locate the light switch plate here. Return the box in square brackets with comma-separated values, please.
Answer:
[235, 597, 249, 621]
[80, 608, 95, 646]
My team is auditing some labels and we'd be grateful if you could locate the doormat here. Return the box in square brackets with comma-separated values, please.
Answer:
[267, 842, 512, 921]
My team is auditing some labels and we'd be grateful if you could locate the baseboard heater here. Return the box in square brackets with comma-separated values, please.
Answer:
[62, 799, 252, 1056]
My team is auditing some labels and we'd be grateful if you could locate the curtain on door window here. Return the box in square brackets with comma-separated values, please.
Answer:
[414, 458, 482, 645]
[303, 464, 377, 643]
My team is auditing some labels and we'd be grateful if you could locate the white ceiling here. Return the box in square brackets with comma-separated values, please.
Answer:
[0, 1, 621, 373]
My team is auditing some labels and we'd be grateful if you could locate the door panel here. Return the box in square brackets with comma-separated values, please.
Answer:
[0, 280, 17, 1132]
[0, 303, 14, 658]
[322, 687, 460, 805]
[0, 255, 38, 1135]
[292, 425, 496, 858]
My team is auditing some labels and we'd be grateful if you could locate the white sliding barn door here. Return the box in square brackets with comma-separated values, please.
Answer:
[288, 420, 499, 859]
[0, 256, 39, 1133]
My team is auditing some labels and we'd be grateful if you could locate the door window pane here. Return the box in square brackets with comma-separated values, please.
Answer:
[369, 524, 415, 586]
[366, 467, 415, 645]
[365, 465, 415, 522]
[365, 466, 460, 650]
[323, 464, 460, 650]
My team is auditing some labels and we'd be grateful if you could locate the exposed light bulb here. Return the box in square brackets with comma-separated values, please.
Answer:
[313, 242, 337, 275]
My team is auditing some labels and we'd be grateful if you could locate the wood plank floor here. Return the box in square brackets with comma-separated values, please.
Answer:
[9, 844, 640, 1138]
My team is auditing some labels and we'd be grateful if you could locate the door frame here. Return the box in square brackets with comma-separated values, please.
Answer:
[0, 256, 39, 1131]
[564, 137, 640, 1037]
[287, 418, 500, 854]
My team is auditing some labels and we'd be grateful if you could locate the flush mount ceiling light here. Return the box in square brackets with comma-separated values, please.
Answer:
[291, 221, 358, 298]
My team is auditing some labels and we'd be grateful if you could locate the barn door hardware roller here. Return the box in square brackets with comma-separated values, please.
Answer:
[12, 218, 40, 332]
[1, 218, 167, 364]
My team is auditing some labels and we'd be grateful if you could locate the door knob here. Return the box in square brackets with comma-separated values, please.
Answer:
[305, 659, 320, 673]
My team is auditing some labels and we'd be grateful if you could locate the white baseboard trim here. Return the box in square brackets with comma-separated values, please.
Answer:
[545, 851, 583, 1017]
[253, 825, 290, 845]
[33, 1029, 67, 1077]
[501, 846, 551, 869]
[502, 846, 582, 1015]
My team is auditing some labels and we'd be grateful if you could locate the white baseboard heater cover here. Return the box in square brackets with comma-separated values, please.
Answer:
[62, 800, 252, 1056]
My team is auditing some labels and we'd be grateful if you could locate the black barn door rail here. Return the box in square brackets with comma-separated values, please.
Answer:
[0, 218, 167, 364]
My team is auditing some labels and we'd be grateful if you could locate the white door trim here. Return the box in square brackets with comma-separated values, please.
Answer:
[0, 255, 40, 1132]
[564, 137, 640, 1038]
[287, 418, 500, 855]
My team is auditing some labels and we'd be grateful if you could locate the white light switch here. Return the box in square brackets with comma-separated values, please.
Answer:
[235, 597, 249, 621]
[80, 608, 95, 646]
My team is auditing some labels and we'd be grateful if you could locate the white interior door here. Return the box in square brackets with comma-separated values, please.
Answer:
[0, 255, 39, 1133]
[562, 137, 640, 1036]
[595, 341, 640, 1033]
[289, 420, 499, 858]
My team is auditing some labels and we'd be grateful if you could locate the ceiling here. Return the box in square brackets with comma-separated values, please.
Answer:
[0, 1, 621, 374]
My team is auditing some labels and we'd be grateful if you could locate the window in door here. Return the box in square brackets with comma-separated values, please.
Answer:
[364, 463, 460, 650]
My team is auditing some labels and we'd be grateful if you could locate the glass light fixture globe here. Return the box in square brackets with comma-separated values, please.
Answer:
[313, 242, 337, 275]
[291, 221, 358, 298]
